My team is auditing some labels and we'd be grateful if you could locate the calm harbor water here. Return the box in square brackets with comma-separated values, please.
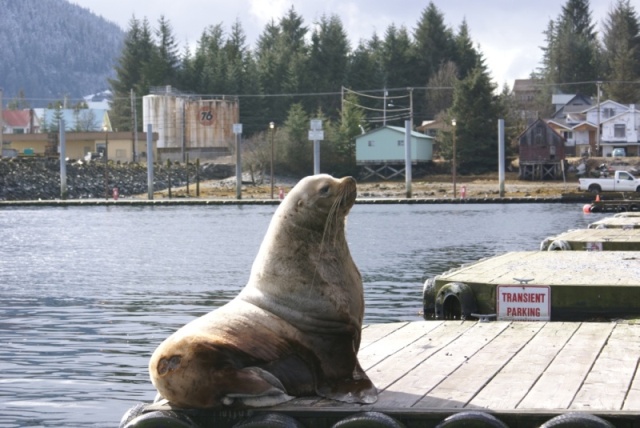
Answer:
[0, 202, 608, 427]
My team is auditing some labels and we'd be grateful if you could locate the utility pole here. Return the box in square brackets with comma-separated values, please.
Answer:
[596, 81, 602, 155]
[383, 88, 387, 126]
[0, 88, 3, 159]
[131, 89, 137, 162]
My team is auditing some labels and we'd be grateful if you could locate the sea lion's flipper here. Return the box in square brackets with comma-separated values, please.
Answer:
[221, 366, 294, 407]
[317, 363, 378, 404]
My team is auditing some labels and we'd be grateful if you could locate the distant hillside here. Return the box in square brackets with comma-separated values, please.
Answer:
[0, 0, 124, 107]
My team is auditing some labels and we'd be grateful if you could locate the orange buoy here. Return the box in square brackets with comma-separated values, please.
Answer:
[582, 204, 592, 213]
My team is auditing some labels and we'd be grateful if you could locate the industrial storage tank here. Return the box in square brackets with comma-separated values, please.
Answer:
[143, 86, 239, 160]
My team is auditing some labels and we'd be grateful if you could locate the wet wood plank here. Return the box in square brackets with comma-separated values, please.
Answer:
[358, 321, 640, 413]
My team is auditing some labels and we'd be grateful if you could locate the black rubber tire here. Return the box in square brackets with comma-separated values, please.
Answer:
[435, 282, 478, 320]
[423, 278, 437, 320]
[539, 412, 614, 428]
[331, 412, 405, 428]
[548, 240, 572, 251]
[434, 411, 509, 427]
[119, 403, 147, 428]
[589, 185, 601, 194]
[121, 410, 196, 428]
[233, 413, 305, 428]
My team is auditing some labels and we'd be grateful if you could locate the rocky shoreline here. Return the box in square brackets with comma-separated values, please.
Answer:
[0, 157, 235, 201]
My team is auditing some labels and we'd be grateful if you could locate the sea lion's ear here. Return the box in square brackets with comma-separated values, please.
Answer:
[297, 199, 304, 208]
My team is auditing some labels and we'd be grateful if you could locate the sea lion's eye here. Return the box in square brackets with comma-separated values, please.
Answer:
[320, 185, 330, 194]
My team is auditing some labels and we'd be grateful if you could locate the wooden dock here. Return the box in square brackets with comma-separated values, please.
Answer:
[425, 251, 640, 321]
[589, 216, 640, 229]
[588, 199, 640, 213]
[122, 321, 640, 428]
[540, 228, 640, 251]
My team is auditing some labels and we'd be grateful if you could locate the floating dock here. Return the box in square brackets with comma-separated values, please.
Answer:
[121, 320, 640, 428]
[589, 216, 640, 229]
[423, 251, 640, 321]
[540, 228, 640, 251]
[588, 199, 640, 213]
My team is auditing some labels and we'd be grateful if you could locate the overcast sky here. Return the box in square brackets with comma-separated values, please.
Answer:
[71, 0, 614, 89]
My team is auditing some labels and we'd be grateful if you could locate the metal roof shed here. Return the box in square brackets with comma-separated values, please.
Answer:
[356, 126, 433, 163]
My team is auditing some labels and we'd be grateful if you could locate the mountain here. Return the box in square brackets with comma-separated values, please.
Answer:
[0, 0, 125, 107]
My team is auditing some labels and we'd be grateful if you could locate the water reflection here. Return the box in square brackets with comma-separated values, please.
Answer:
[0, 203, 608, 426]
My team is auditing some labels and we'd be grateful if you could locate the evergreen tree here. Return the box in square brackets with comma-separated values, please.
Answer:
[413, 2, 456, 122]
[224, 20, 248, 95]
[541, 0, 601, 95]
[255, 9, 309, 125]
[190, 24, 226, 93]
[281, 103, 311, 175]
[413, 2, 456, 82]
[109, 16, 155, 132]
[454, 20, 482, 80]
[380, 24, 415, 90]
[239, 52, 265, 135]
[601, 0, 640, 103]
[333, 92, 366, 175]
[151, 15, 180, 87]
[307, 14, 349, 118]
[346, 39, 383, 91]
[449, 65, 500, 173]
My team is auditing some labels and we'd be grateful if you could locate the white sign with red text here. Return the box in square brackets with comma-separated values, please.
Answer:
[497, 285, 551, 321]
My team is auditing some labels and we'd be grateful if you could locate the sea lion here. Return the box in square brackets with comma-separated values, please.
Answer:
[149, 174, 377, 409]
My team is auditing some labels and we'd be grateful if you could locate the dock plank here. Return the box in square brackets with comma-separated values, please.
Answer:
[571, 323, 640, 410]
[469, 322, 578, 409]
[360, 322, 410, 349]
[372, 321, 510, 408]
[359, 321, 443, 371]
[366, 322, 474, 408]
[414, 322, 544, 409]
[518, 322, 615, 409]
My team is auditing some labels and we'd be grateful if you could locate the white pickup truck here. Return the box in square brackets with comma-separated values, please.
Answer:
[579, 170, 640, 193]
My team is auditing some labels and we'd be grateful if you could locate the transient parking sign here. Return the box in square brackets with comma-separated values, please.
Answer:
[496, 285, 550, 321]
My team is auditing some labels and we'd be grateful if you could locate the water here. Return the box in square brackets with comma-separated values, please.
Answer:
[0, 203, 607, 427]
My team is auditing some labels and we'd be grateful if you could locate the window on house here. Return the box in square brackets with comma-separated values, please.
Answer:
[603, 108, 614, 118]
[397, 140, 404, 147]
[368, 141, 375, 147]
[614, 124, 626, 138]
[563, 131, 573, 140]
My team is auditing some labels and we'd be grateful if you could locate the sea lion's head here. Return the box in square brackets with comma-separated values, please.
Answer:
[277, 174, 357, 232]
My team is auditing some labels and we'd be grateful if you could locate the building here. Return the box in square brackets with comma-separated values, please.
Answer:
[355, 126, 433, 179]
[518, 119, 565, 180]
[2, 109, 39, 134]
[547, 96, 639, 157]
[4, 131, 158, 162]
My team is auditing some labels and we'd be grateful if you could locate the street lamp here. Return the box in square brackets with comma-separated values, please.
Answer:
[451, 119, 457, 199]
[269, 122, 275, 199]
[103, 125, 109, 199]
